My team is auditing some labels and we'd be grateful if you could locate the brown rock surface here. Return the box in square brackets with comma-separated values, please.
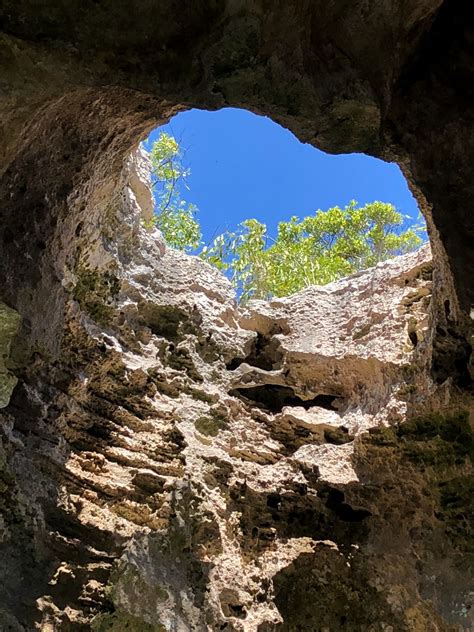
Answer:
[0, 148, 471, 630]
[0, 1, 473, 309]
[0, 3, 473, 630]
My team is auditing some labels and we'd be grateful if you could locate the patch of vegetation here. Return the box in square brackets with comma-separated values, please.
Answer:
[92, 611, 165, 632]
[147, 133, 201, 252]
[438, 475, 474, 549]
[397, 411, 473, 466]
[147, 133, 425, 302]
[364, 425, 398, 447]
[186, 387, 219, 404]
[195, 416, 220, 437]
[365, 411, 473, 466]
[74, 267, 120, 325]
[202, 201, 424, 302]
[195, 408, 229, 437]
[360, 410, 473, 571]
[397, 383, 418, 398]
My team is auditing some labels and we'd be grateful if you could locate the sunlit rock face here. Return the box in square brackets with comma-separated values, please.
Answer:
[0, 1, 473, 312]
[0, 149, 471, 631]
[0, 2, 473, 629]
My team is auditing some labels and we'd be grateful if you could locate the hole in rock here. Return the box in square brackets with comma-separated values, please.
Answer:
[139, 304, 197, 342]
[408, 329, 419, 347]
[229, 384, 340, 413]
[220, 589, 247, 620]
[444, 299, 452, 321]
[322, 488, 372, 522]
[228, 604, 245, 618]
[266, 493, 282, 509]
[142, 108, 426, 303]
[226, 331, 284, 371]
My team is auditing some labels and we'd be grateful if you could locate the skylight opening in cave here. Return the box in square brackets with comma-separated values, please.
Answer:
[142, 108, 427, 301]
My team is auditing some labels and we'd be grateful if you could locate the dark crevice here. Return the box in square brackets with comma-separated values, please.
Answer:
[226, 358, 242, 370]
[229, 480, 371, 563]
[229, 384, 340, 413]
[322, 488, 372, 522]
[43, 504, 124, 554]
[408, 329, 418, 347]
[228, 604, 246, 619]
[431, 325, 472, 387]
[141, 304, 197, 342]
[226, 332, 284, 371]
[444, 299, 452, 320]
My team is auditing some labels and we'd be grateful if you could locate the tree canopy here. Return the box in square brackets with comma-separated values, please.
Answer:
[149, 132, 201, 252]
[147, 133, 425, 302]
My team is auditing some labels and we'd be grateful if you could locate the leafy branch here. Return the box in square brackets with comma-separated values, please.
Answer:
[146, 134, 426, 302]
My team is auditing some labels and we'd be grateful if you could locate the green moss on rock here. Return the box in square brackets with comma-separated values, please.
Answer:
[438, 475, 474, 551]
[194, 408, 229, 437]
[74, 267, 120, 325]
[92, 611, 165, 632]
[0, 302, 21, 408]
[143, 305, 197, 342]
[365, 425, 397, 447]
[364, 411, 473, 465]
[361, 410, 473, 559]
[195, 416, 221, 437]
[186, 387, 218, 404]
[397, 411, 473, 466]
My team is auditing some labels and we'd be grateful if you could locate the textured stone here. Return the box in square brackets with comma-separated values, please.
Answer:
[0, 302, 21, 408]
[0, 149, 471, 630]
[0, 1, 473, 311]
[0, 5, 473, 628]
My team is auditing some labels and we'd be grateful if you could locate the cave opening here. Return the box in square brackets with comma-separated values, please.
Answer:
[0, 2, 471, 628]
[140, 107, 427, 302]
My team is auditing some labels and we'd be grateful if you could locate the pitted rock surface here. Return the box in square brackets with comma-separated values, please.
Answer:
[0, 149, 471, 631]
[1, 1, 474, 314]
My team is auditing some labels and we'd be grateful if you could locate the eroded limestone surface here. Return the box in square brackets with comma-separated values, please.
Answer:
[1, 1, 474, 313]
[0, 149, 471, 631]
[0, 302, 21, 409]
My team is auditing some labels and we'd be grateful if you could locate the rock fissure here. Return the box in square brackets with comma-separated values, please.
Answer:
[228, 385, 341, 414]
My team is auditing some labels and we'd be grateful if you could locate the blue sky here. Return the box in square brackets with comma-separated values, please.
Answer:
[144, 108, 421, 245]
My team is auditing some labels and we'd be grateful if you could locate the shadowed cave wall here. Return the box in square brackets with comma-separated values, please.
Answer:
[1, 1, 474, 321]
[0, 1, 473, 630]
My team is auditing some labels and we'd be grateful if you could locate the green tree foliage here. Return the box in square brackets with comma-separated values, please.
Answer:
[201, 201, 425, 302]
[149, 132, 201, 252]
[147, 134, 425, 302]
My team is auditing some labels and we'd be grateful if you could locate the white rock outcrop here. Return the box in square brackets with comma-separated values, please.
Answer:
[2, 147, 471, 632]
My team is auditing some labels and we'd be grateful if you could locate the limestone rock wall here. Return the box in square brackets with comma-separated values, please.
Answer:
[1, 1, 474, 313]
[0, 3, 473, 630]
[0, 302, 21, 409]
[0, 148, 471, 631]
